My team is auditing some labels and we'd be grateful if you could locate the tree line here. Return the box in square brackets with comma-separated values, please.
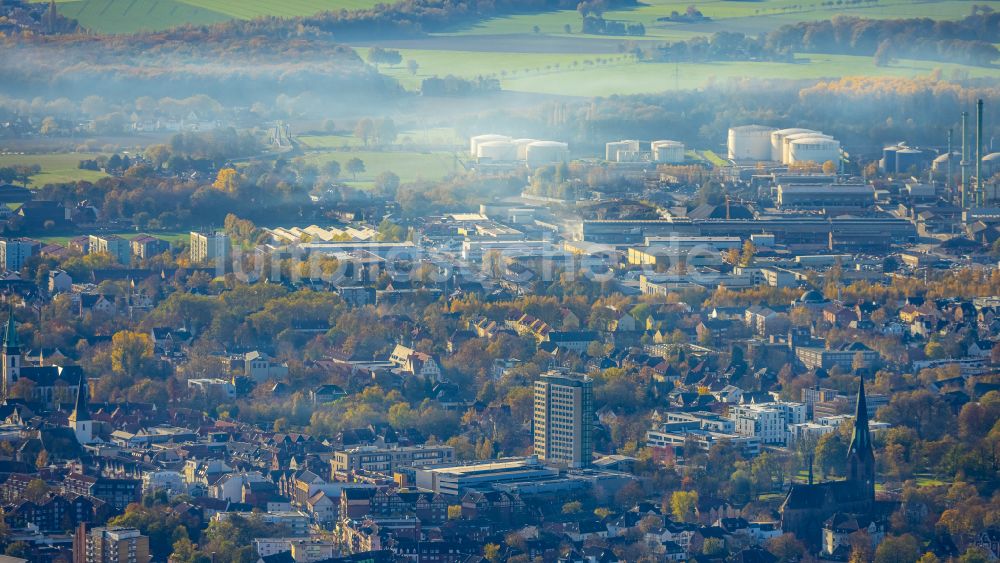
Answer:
[643, 11, 1000, 67]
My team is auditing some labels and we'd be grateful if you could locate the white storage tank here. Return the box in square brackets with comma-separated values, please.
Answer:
[771, 128, 817, 162]
[783, 132, 832, 164]
[982, 152, 1000, 177]
[606, 140, 641, 162]
[477, 140, 517, 161]
[788, 137, 841, 165]
[728, 125, 776, 162]
[526, 140, 570, 167]
[651, 140, 685, 163]
[470, 134, 511, 157]
[512, 138, 538, 161]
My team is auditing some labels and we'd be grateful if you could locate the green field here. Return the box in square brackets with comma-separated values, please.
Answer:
[444, 0, 982, 39]
[42, 0, 381, 33]
[35, 231, 190, 246]
[40, 0, 987, 35]
[0, 153, 108, 188]
[368, 48, 1000, 97]
[299, 149, 460, 188]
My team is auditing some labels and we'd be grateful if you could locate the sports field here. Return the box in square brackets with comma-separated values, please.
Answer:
[0, 153, 108, 188]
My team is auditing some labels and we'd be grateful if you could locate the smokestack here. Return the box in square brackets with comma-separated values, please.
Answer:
[947, 128, 953, 202]
[961, 111, 969, 210]
[977, 99, 984, 207]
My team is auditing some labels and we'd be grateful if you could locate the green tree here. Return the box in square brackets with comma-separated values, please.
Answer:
[346, 157, 365, 180]
[23, 479, 51, 503]
[703, 537, 725, 556]
[562, 501, 583, 514]
[874, 535, 921, 563]
[4, 542, 30, 559]
[815, 432, 847, 477]
[322, 160, 341, 179]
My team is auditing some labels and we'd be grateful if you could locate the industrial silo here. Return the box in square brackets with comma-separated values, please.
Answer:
[788, 137, 841, 165]
[895, 148, 924, 174]
[932, 152, 958, 172]
[782, 132, 832, 164]
[477, 140, 517, 161]
[470, 134, 511, 157]
[728, 125, 776, 162]
[771, 128, 816, 162]
[525, 141, 570, 167]
[880, 145, 901, 172]
[511, 139, 538, 161]
[606, 140, 641, 162]
[652, 140, 685, 163]
[981, 152, 1000, 177]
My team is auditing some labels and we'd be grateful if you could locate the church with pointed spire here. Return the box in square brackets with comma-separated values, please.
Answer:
[780, 377, 885, 548]
[1, 307, 20, 398]
[2, 305, 89, 410]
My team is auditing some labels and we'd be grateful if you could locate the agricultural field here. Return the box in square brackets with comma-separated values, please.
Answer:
[298, 128, 463, 150]
[368, 48, 1000, 98]
[41, 0, 381, 33]
[40, 0, 986, 35]
[0, 153, 108, 188]
[440, 0, 984, 39]
[299, 149, 461, 188]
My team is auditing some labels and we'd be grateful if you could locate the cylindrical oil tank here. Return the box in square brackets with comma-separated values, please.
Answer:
[788, 137, 841, 165]
[881, 145, 901, 172]
[783, 132, 832, 164]
[606, 140, 641, 162]
[895, 148, 924, 174]
[932, 152, 958, 172]
[728, 125, 776, 162]
[511, 138, 538, 161]
[981, 152, 1000, 177]
[652, 140, 685, 163]
[526, 141, 570, 167]
[771, 128, 816, 162]
[470, 134, 511, 157]
[477, 140, 517, 161]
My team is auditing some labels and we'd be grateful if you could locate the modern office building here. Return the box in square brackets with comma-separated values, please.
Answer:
[74, 525, 150, 563]
[728, 402, 807, 445]
[533, 370, 593, 468]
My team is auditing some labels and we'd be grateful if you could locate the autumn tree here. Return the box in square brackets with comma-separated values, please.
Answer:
[353, 119, 374, 147]
[212, 167, 239, 192]
[110, 330, 154, 377]
[670, 490, 698, 522]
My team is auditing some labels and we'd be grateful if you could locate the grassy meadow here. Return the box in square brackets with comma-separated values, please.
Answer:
[0, 153, 108, 188]
[298, 148, 462, 188]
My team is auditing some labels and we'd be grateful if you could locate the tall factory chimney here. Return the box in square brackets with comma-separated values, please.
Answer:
[947, 128, 953, 202]
[961, 111, 969, 210]
[977, 99, 984, 207]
